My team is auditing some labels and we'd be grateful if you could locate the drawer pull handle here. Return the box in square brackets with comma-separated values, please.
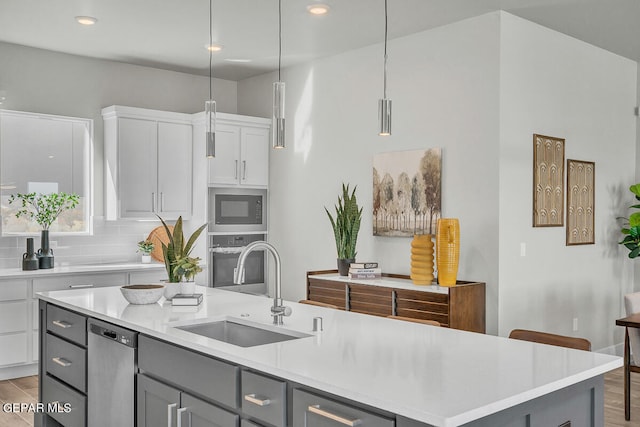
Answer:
[244, 393, 271, 406]
[52, 357, 72, 367]
[167, 403, 177, 427]
[177, 407, 190, 427]
[69, 284, 94, 289]
[307, 405, 361, 426]
[52, 320, 72, 329]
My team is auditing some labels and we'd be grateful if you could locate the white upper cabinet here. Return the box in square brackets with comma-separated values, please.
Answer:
[103, 106, 193, 220]
[207, 114, 270, 188]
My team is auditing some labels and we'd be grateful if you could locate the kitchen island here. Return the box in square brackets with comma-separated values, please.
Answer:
[37, 286, 620, 427]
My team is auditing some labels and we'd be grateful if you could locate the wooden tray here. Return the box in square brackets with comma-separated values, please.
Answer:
[147, 225, 174, 262]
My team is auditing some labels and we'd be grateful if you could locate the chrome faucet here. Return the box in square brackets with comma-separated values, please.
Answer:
[234, 241, 291, 325]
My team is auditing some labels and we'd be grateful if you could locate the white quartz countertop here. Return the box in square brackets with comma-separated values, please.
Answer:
[0, 262, 165, 279]
[37, 286, 621, 427]
[310, 272, 463, 294]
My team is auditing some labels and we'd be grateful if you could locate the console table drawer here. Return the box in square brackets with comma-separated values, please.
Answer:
[46, 305, 87, 346]
[308, 278, 347, 309]
[139, 335, 239, 409]
[242, 370, 286, 427]
[293, 389, 394, 427]
[45, 333, 86, 392]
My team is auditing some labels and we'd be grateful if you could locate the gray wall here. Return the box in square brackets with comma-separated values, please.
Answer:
[0, 41, 237, 268]
[238, 13, 502, 334]
[238, 11, 639, 347]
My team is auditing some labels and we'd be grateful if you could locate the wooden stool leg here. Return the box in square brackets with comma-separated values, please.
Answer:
[625, 327, 631, 421]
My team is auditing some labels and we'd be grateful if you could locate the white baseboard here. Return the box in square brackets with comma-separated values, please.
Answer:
[0, 363, 37, 380]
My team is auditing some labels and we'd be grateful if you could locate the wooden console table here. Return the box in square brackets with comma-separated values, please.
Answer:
[307, 270, 486, 333]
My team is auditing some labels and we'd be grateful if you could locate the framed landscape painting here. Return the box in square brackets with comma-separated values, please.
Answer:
[373, 148, 442, 237]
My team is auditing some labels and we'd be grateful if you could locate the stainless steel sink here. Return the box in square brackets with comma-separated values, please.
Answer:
[174, 318, 311, 347]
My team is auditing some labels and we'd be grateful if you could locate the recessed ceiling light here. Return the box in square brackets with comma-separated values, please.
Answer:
[307, 4, 330, 15]
[75, 16, 97, 26]
[224, 59, 252, 63]
[205, 43, 223, 52]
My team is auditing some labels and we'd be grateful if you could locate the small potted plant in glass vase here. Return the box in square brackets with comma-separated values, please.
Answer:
[137, 240, 154, 263]
[8, 192, 79, 269]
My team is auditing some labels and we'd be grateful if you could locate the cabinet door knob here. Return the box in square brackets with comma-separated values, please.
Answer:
[244, 393, 271, 406]
[307, 405, 361, 426]
[51, 357, 72, 367]
[52, 320, 72, 329]
[167, 403, 177, 427]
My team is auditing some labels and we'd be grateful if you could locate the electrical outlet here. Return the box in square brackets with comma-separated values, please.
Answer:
[573, 318, 578, 332]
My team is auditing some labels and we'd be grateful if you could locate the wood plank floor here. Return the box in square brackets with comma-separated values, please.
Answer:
[0, 369, 638, 426]
[0, 376, 37, 427]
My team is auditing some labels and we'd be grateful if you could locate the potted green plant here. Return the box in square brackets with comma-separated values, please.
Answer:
[8, 192, 80, 269]
[325, 183, 362, 276]
[174, 255, 203, 294]
[157, 215, 207, 298]
[620, 184, 640, 258]
[137, 240, 155, 263]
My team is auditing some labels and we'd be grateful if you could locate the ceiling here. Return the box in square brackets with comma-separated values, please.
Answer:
[0, 0, 639, 81]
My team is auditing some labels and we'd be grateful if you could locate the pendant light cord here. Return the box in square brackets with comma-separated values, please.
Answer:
[278, 0, 282, 82]
[383, 0, 388, 99]
[209, 0, 213, 100]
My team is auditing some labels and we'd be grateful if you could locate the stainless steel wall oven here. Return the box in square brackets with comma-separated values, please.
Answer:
[209, 234, 267, 294]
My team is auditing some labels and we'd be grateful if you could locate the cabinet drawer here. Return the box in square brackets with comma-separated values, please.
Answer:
[241, 420, 264, 427]
[45, 333, 86, 392]
[42, 374, 86, 427]
[241, 370, 286, 427]
[0, 333, 28, 366]
[128, 270, 166, 284]
[139, 335, 239, 409]
[0, 301, 27, 333]
[293, 389, 394, 427]
[33, 273, 126, 296]
[0, 279, 28, 300]
[395, 289, 448, 304]
[46, 305, 87, 346]
[308, 279, 347, 309]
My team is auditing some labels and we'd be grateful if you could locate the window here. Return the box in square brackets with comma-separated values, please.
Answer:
[0, 110, 93, 235]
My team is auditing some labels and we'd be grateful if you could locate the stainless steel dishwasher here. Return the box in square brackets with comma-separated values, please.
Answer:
[87, 318, 137, 427]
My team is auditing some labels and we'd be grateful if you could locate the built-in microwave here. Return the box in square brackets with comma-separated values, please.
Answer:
[208, 188, 267, 233]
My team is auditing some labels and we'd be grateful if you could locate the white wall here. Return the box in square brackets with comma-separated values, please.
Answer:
[238, 13, 502, 334]
[498, 13, 637, 350]
[0, 42, 236, 269]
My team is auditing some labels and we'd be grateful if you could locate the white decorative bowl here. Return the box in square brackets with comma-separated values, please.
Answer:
[120, 284, 165, 305]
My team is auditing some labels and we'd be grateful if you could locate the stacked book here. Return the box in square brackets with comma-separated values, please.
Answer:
[171, 293, 204, 306]
[348, 262, 381, 279]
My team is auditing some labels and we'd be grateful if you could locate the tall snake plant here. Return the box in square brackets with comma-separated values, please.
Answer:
[325, 184, 362, 259]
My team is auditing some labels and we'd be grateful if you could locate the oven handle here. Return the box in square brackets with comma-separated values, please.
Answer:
[209, 246, 246, 254]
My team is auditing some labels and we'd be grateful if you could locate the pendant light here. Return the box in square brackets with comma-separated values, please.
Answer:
[378, 0, 391, 136]
[205, 0, 216, 157]
[272, 0, 285, 149]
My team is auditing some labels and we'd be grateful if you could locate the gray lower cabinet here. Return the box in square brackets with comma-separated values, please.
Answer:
[137, 373, 238, 427]
[38, 301, 88, 427]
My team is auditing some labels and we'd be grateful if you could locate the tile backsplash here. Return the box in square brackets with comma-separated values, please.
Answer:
[0, 217, 163, 268]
